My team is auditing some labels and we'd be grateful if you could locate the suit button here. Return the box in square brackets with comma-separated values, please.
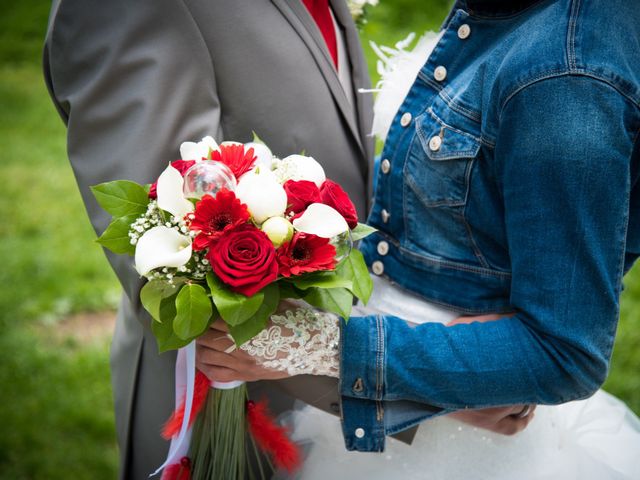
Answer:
[330, 402, 340, 413]
[372, 261, 384, 275]
[400, 112, 412, 127]
[377, 241, 389, 256]
[434, 66, 447, 82]
[429, 135, 442, 151]
[458, 24, 471, 39]
[355, 428, 366, 438]
[381, 159, 391, 174]
[381, 209, 390, 223]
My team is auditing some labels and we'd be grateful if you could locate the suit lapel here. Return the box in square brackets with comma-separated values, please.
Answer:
[271, 0, 365, 156]
[330, 0, 375, 164]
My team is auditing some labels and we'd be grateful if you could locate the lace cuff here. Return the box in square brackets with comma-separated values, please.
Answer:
[239, 307, 340, 378]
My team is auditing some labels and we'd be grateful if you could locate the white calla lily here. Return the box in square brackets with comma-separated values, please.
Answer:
[245, 142, 274, 170]
[156, 164, 194, 218]
[277, 154, 326, 187]
[292, 203, 349, 238]
[134, 226, 193, 276]
[236, 170, 287, 224]
[180, 136, 219, 161]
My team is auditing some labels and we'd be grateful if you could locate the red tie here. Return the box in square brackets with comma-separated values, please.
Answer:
[302, 0, 338, 69]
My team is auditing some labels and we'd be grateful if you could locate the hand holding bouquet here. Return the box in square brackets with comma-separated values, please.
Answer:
[91, 135, 375, 479]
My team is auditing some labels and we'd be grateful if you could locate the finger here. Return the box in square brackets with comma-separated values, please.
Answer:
[196, 328, 229, 348]
[494, 412, 535, 436]
[447, 312, 516, 326]
[508, 404, 536, 418]
[197, 344, 254, 368]
[210, 318, 229, 333]
[198, 365, 245, 383]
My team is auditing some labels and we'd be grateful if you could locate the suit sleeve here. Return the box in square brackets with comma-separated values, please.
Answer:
[43, 0, 223, 324]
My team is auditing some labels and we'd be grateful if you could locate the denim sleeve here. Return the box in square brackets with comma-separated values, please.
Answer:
[339, 75, 640, 451]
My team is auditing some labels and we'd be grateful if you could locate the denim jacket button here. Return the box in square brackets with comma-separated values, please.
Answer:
[429, 135, 442, 151]
[352, 377, 365, 393]
[400, 112, 412, 127]
[434, 66, 448, 82]
[355, 428, 366, 438]
[381, 209, 391, 223]
[372, 260, 385, 275]
[458, 24, 471, 39]
[377, 241, 390, 256]
[381, 158, 391, 174]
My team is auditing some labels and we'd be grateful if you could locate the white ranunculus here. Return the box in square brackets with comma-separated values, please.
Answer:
[180, 136, 219, 161]
[245, 142, 274, 171]
[276, 154, 326, 187]
[135, 226, 193, 276]
[156, 164, 194, 218]
[292, 203, 349, 238]
[235, 170, 287, 224]
[238, 165, 278, 184]
[261, 216, 294, 247]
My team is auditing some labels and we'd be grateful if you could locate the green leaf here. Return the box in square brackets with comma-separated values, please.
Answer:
[91, 180, 150, 218]
[206, 273, 264, 326]
[292, 271, 353, 291]
[140, 278, 187, 322]
[173, 284, 213, 340]
[251, 131, 266, 145]
[95, 215, 138, 254]
[303, 287, 353, 319]
[337, 249, 374, 304]
[228, 284, 280, 346]
[350, 223, 377, 242]
[151, 294, 191, 352]
[278, 281, 305, 299]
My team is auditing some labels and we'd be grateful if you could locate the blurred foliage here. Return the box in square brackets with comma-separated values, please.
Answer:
[0, 0, 638, 479]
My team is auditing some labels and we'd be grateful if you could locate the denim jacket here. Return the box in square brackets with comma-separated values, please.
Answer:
[339, 0, 640, 452]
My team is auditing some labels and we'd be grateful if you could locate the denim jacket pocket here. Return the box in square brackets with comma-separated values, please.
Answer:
[402, 108, 486, 265]
[405, 109, 480, 208]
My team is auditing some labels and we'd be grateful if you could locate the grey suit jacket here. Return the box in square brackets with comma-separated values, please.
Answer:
[44, 0, 375, 477]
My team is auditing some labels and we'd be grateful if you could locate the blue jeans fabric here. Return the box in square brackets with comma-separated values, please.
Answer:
[340, 0, 640, 451]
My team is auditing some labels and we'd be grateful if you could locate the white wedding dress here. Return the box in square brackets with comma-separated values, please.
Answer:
[283, 276, 640, 480]
[280, 33, 640, 480]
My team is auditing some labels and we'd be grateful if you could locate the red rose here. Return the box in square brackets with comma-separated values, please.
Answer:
[148, 159, 196, 199]
[283, 180, 321, 215]
[207, 225, 278, 296]
[189, 189, 251, 251]
[277, 233, 337, 277]
[319, 180, 358, 229]
[210, 144, 257, 179]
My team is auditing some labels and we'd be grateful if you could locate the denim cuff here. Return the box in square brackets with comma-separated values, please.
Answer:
[339, 315, 386, 451]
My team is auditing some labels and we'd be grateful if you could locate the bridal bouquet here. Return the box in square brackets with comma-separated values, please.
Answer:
[91, 135, 374, 479]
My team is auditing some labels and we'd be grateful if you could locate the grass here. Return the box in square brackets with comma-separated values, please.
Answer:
[0, 0, 638, 479]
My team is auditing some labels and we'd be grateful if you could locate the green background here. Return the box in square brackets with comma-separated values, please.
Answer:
[0, 0, 638, 478]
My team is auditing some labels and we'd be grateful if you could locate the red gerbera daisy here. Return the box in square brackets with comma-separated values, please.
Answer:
[189, 189, 250, 250]
[210, 144, 257, 179]
[277, 233, 337, 277]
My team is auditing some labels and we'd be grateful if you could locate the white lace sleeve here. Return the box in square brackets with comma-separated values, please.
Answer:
[239, 307, 341, 378]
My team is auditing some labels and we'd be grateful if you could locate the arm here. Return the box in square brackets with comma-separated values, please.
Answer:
[192, 76, 639, 450]
[338, 75, 639, 449]
[43, 0, 223, 325]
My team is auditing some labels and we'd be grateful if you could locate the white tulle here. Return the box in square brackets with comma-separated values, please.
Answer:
[281, 276, 640, 480]
[370, 31, 443, 141]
